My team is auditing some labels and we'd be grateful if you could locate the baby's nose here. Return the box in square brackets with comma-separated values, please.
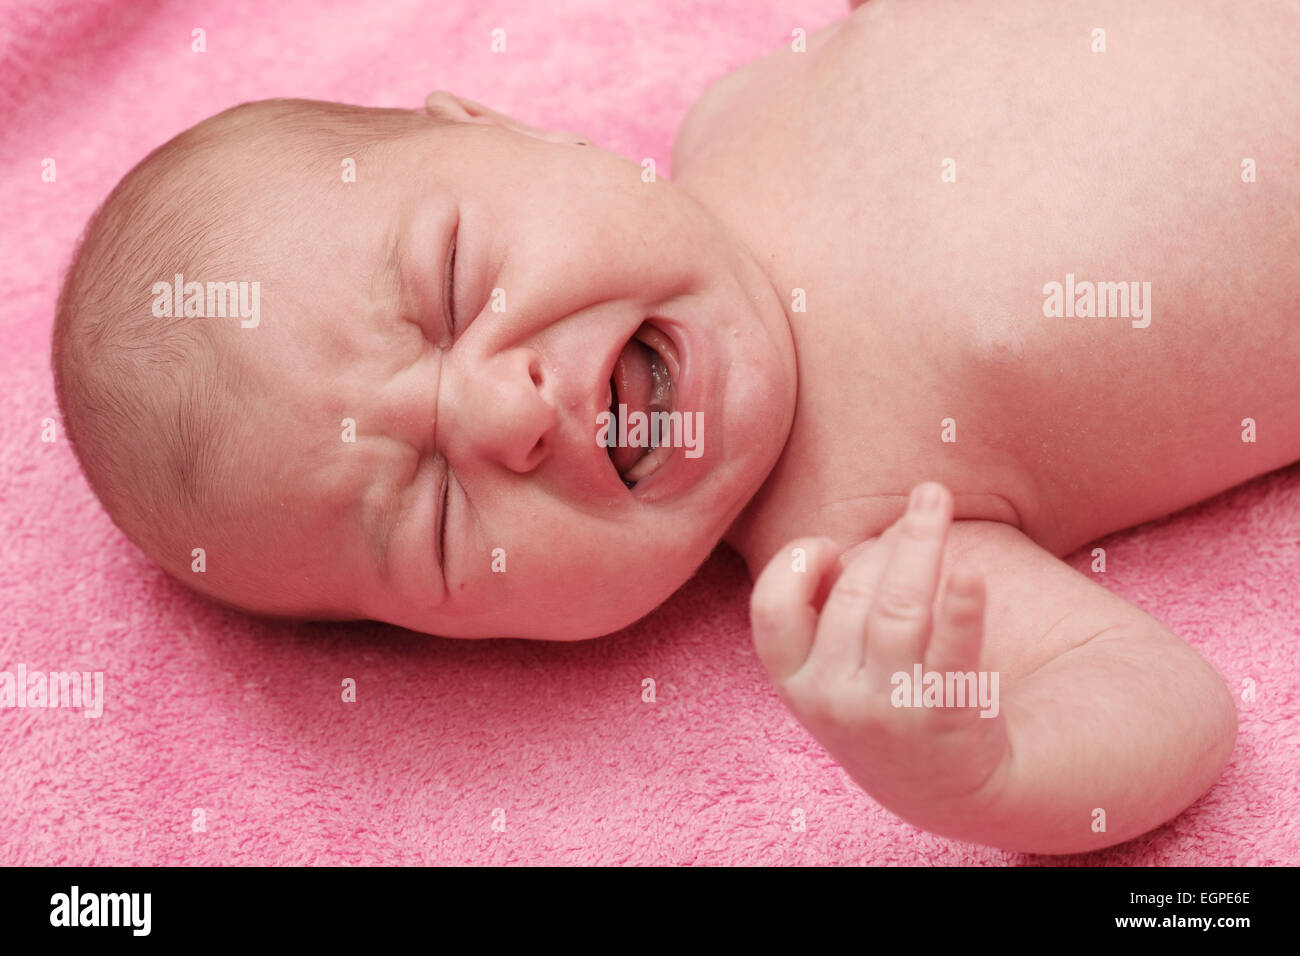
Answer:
[448, 347, 555, 474]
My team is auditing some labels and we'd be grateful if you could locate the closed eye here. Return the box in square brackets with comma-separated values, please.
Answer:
[444, 223, 457, 336]
[436, 462, 450, 575]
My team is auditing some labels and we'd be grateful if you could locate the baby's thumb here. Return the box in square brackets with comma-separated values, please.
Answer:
[750, 537, 843, 682]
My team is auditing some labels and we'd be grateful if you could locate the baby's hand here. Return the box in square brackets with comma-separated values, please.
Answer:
[750, 483, 1011, 828]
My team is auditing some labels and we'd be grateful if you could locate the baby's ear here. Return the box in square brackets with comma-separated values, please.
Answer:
[423, 90, 480, 123]
[423, 90, 591, 147]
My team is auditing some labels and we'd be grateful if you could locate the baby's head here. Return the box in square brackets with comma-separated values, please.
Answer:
[53, 95, 796, 638]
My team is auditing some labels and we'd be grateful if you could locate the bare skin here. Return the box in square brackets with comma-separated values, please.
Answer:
[87, 0, 1297, 856]
[671, 0, 1300, 852]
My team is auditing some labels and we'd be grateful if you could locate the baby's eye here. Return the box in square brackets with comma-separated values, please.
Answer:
[437, 463, 450, 574]
[443, 229, 457, 336]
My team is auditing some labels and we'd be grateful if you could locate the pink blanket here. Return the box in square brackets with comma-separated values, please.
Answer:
[2, 0, 1295, 865]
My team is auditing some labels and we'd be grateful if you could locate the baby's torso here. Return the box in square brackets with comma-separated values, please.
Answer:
[672, 0, 1300, 568]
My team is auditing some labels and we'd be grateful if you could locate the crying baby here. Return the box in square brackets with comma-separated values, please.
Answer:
[53, 0, 1300, 853]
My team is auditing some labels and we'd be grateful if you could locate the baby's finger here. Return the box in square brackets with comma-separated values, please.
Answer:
[864, 483, 953, 679]
[808, 537, 891, 677]
[751, 537, 844, 682]
[926, 563, 987, 674]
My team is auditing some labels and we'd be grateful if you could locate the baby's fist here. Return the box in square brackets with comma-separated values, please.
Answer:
[749, 483, 1009, 818]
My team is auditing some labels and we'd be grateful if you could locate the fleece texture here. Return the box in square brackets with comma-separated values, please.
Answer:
[1, 0, 1296, 865]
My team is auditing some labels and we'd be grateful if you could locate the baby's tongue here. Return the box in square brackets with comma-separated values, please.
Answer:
[611, 338, 656, 474]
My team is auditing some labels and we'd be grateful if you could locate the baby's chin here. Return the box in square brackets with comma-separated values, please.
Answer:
[378, 590, 647, 641]
[379, 546, 711, 641]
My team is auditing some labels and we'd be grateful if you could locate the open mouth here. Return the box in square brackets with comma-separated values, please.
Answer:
[607, 322, 677, 488]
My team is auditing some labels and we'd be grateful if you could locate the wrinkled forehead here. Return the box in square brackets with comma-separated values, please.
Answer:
[197, 321, 399, 614]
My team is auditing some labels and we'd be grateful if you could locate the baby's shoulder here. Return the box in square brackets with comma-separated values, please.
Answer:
[670, 20, 846, 175]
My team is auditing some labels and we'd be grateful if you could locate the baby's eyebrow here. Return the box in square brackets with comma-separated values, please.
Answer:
[377, 224, 406, 315]
[368, 480, 403, 583]
[362, 230, 406, 585]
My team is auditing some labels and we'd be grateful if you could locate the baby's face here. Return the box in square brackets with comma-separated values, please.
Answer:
[219, 113, 795, 637]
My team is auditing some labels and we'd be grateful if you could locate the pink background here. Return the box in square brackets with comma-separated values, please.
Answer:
[1, 0, 1296, 865]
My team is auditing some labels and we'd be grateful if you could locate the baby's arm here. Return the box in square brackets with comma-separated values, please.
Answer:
[750, 483, 1237, 854]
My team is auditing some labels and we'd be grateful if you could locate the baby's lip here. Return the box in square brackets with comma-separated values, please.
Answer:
[619, 318, 706, 504]
[634, 322, 681, 400]
[591, 320, 683, 496]
[581, 328, 642, 498]
[610, 325, 678, 483]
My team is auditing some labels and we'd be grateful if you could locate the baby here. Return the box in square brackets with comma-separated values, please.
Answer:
[52, 0, 1299, 854]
